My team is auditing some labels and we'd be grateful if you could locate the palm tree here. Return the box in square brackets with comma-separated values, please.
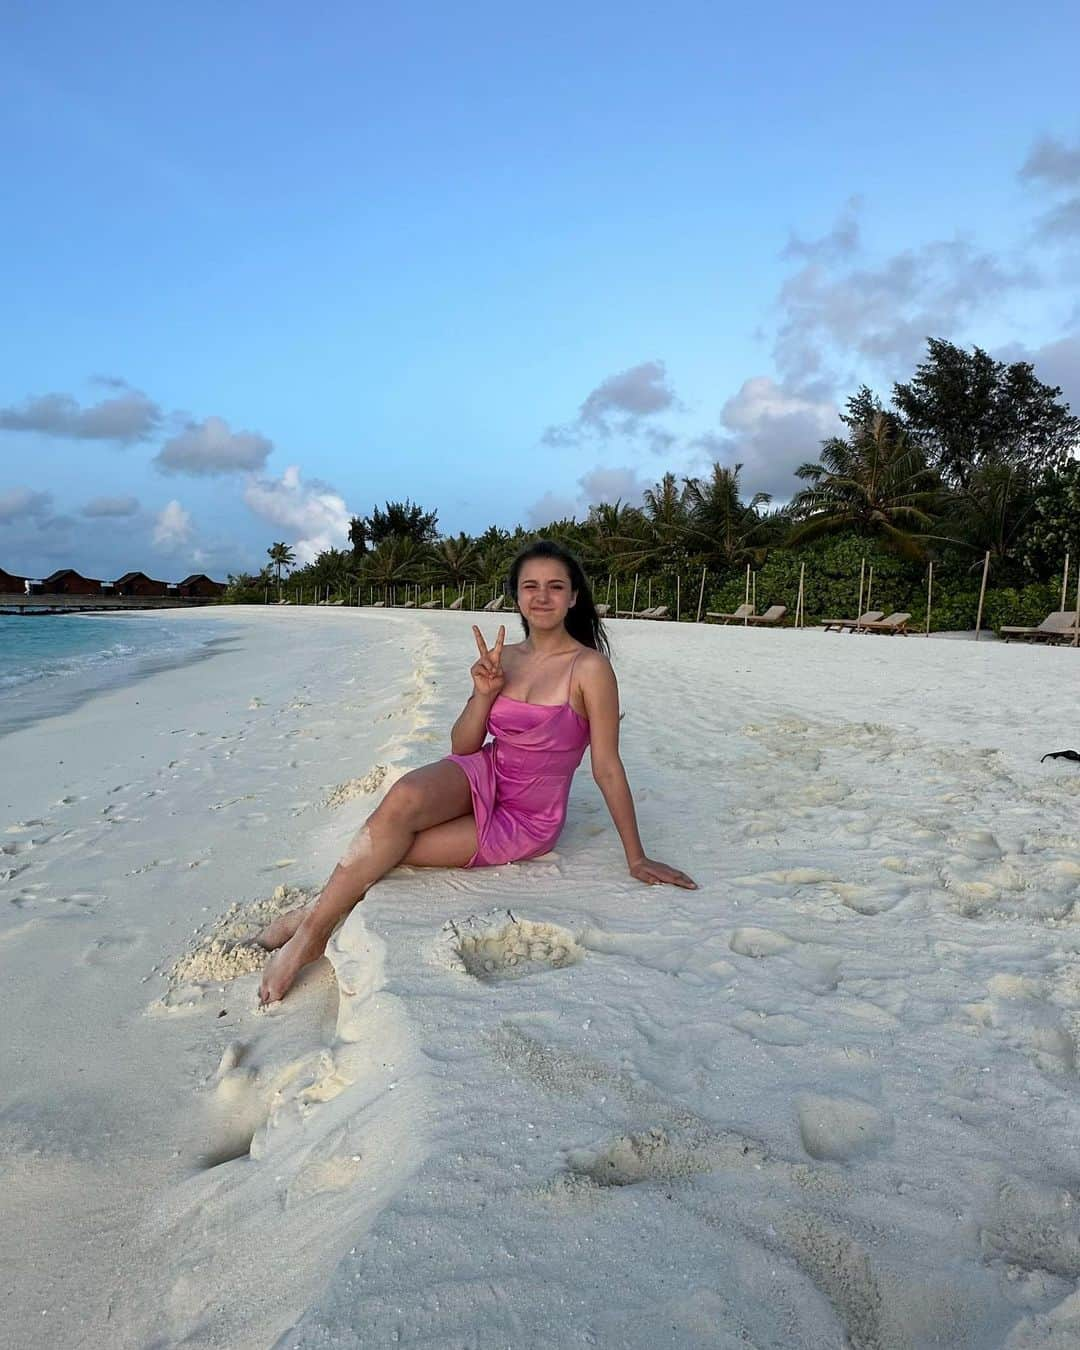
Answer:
[360, 536, 431, 592]
[682, 463, 777, 567]
[431, 533, 481, 586]
[267, 542, 296, 593]
[788, 412, 939, 560]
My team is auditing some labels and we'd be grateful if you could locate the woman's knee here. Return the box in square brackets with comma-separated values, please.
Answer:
[377, 769, 445, 829]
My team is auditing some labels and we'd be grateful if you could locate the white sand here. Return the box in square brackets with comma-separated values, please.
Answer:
[2, 606, 1080, 1348]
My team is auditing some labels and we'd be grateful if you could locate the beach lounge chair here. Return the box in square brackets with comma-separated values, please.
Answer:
[371, 600, 385, 607]
[420, 600, 441, 609]
[641, 605, 671, 620]
[857, 611, 911, 635]
[1000, 611, 1079, 644]
[448, 597, 464, 611]
[595, 603, 610, 617]
[481, 594, 507, 613]
[745, 604, 787, 626]
[401, 600, 416, 609]
[705, 603, 755, 624]
[821, 610, 884, 633]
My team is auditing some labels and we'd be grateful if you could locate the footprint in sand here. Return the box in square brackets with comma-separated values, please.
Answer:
[729, 927, 795, 958]
[732, 1011, 812, 1046]
[442, 911, 583, 979]
[562, 1123, 766, 1189]
[979, 1174, 1080, 1278]
[796, 1093, 895, 1161]
[83, 932, 141, 966]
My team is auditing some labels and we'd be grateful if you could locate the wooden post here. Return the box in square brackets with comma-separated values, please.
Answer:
[751, 571, 757, 613]
[925, 562, 933, 636]
[615, 577, 619, 618]
[1062, 553, 1070, 611]
[866, 566, 874, 615]
[797, 562, 806, 628]
[696, 566, 706, 622]
[647, 578, 653, 609]
[744, 563, 751, 626]
[263, 587, 268, 605]
[676, 573, 681, 621]
[630, 573, 639, 618]
[857, 557, 865, 618]
[606, 574, 612, 605]
[1073, 568, 1079, 648]
[441, 583, 445, 608]
[974, 550, 991, 640]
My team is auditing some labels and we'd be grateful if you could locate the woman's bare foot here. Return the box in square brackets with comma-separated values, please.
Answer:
[258, 921, 329, 1005]
[255, 904, 312, 951]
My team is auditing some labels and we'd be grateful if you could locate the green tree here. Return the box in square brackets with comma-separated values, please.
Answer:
[363, 499, 439, 547]
[431, 532, 481, 585]
[893, 338, 1080, 487]
[682, 462, 776, 568]
[361, 535, 430, 588]
[789, 409, 939, 560]
[267, 541, 296, 590]
[1017, 457, 1080, 581]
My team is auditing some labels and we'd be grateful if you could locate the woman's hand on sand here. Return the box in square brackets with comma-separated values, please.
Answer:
[471, 624, 506, 699]
[629, 856, 698, 889]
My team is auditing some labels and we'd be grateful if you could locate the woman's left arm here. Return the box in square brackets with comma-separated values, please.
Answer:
[583, 657, 698, 889]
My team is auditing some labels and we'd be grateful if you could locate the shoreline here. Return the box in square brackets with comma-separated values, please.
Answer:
[3, 608, 1080, 1347]
[0, 611, 243, 739]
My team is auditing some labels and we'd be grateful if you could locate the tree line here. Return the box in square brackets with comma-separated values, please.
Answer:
[234, 339, 1080, 629]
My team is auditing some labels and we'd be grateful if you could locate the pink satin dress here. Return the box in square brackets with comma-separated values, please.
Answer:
[446, 650, 591, 867]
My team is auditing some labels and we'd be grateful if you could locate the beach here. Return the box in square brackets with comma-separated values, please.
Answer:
[3, 606, 1080, 1349]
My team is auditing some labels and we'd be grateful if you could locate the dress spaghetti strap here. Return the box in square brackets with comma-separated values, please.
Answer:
[564, 648, 583, 706]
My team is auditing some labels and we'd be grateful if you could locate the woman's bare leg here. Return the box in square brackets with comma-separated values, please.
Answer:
[256, 810, 479, 952]
[258, 761, 475, 1005]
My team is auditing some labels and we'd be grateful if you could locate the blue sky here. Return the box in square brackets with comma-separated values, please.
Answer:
[2, 0, 1079, 581]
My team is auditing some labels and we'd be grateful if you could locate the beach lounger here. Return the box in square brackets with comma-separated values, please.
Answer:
[705, 603, 755, 624]
[745, 604, 787, 626]
[821, 610, 884, 633]
[401, 600, 416, 609]
[641, 605, 671, 620]
[420, 600, 441, 609]
[481, 594, 507, 613]
[614, 606, 653, 618]
[1000, 611, 1079, 644]
[595, 603, 610, 617]
[448, 597, 464, 610]
[371, 600, 385, 607]
[857, 611, 911, 635]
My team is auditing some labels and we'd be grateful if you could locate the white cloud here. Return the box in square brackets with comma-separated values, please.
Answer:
[242, 465, 351, 564]
[543, 360, 678, 445]
[701, 376, 840, 499]
[525, 463, 652, 526]
[152, 499, 194, 551]
[154, 415, 272, 476]
[0, 486, 54, 525]
[0, 387, 161, 443]
[81, 494, 140, 518]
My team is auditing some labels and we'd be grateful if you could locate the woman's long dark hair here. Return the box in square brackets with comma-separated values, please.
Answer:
[506, 538, 610, 657]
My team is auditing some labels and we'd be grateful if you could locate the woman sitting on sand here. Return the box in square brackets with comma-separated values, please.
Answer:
[258, 538, 697, 1004]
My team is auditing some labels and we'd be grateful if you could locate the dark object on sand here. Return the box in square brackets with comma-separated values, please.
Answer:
[1040, 750, 1080, 763]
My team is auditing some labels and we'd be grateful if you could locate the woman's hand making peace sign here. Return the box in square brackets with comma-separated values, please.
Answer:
[470, 624, 507, 699]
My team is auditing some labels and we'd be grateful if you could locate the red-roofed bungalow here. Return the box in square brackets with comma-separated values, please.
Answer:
[0, 567, 28, 591]
[174, 574, 226, 598]
[113, 571, 170, 597]
[39, 569, 103, 595]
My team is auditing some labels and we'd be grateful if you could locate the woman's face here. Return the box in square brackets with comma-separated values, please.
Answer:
[515, 558, 577, 631]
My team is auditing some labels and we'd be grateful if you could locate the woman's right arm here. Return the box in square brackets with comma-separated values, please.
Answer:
[450, 691, 496, 755]
[451, 624, 506, 755]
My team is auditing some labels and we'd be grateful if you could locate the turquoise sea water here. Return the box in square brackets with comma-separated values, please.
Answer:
[0, 612, 233, 735]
